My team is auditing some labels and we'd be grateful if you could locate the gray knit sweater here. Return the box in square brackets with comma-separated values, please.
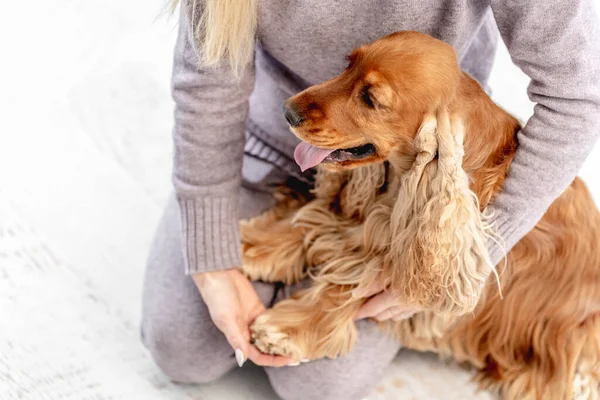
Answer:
[172, 0, 600, 275]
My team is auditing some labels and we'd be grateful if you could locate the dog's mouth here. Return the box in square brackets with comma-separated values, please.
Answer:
[294, 142, 377, 172]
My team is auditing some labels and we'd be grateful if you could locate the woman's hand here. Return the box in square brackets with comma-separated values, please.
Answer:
[193, 269, 294, 368]
[354, 281, 421, 321]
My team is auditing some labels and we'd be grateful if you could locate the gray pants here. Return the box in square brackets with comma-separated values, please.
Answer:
[140, 173, 401, 400]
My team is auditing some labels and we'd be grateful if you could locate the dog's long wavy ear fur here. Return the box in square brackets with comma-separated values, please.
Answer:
[386, 110, 498, 315]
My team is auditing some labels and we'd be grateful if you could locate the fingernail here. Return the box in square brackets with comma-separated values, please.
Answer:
[235, 348, 245, 367]
[301, 358, 310, 363]
[288, 362, 301, 366]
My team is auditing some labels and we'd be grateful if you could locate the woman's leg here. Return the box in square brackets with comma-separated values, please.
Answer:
[141, 192, 276, 383]
[265, 319, 401, 400]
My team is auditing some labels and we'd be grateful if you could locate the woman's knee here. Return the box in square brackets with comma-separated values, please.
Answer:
[267, 362, 380, 400]
[142, 319, 235, 384]
[141, 195, 236, 383]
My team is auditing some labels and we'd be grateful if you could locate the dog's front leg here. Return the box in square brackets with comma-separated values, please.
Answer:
[250, 283, 362, 361]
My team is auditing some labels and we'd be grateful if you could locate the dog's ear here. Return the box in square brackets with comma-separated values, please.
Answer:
[386, 111, 498, 315]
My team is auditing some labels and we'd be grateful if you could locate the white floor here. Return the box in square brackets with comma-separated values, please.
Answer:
[0, 1, 599, 399]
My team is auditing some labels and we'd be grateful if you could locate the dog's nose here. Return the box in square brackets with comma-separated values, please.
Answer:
[283, 103, 305, 127]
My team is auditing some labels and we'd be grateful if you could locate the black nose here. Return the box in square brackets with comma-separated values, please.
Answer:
[283, 103, 305, 127]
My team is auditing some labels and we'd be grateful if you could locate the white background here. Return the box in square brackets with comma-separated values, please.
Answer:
[0, 1, 598, 399]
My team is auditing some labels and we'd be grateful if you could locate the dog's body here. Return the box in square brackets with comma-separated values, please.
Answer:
[240, 32, 600, 399]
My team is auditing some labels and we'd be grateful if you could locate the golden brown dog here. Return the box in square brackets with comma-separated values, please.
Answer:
[240, 31, 600, 399]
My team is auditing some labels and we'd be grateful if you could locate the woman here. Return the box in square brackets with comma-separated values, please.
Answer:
[141, 1, 600, 399]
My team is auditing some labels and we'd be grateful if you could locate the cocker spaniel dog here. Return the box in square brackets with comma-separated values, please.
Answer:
[240, 32, 600, 399]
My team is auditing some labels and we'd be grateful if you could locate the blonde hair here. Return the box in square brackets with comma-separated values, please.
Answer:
[170, 0, 258, 76]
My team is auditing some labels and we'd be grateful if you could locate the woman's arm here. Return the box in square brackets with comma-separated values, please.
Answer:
[172, 3, 255, 274]
[487, 0, 600, 263]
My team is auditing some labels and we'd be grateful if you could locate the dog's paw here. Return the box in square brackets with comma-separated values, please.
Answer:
[250, 313, 304, 360]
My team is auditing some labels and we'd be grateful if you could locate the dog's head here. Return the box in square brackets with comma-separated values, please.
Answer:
[285, 31, 462, 172]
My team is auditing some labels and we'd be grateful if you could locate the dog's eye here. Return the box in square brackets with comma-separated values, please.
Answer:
[345, 55, 352, 67]
[361, 86, 375, 109]
[345, 53, 357, 69]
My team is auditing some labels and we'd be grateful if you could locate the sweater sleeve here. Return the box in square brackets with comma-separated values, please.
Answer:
[485, 0, 600, 264]
[171, 3, 255, 274]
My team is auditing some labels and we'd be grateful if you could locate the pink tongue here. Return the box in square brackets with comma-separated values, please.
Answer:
[294, 142, 336, 172]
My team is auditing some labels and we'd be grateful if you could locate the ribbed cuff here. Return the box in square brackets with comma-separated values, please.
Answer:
[178, 197, 242, 275]
[485, 211, 523, 267]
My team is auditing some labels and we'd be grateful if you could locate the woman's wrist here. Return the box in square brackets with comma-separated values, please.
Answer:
[192, 268, 240, 290]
